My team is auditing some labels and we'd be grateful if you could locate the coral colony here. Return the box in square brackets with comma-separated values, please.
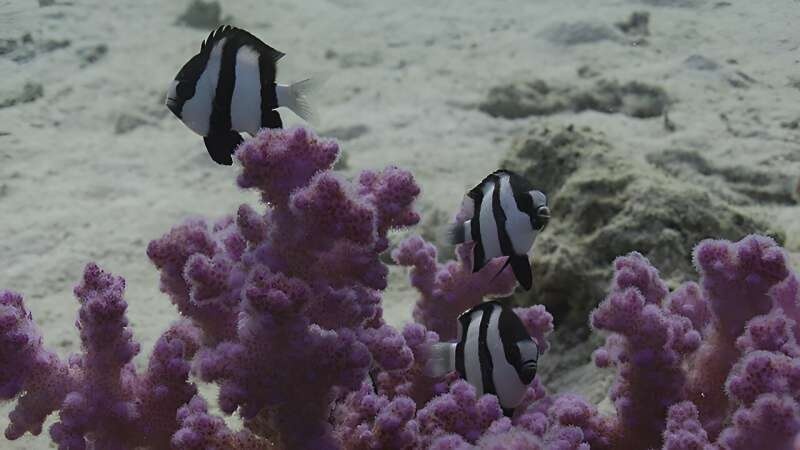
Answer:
[1, 127, 799, 449]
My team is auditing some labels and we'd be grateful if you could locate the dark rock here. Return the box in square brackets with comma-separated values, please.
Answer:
[480, 79, 669, 119]
[647, 149, 798, 205]
[571, 79, 668, 118]
[503, 125, 785, 343]
[0, 33, 71, 63]
[114, 113, 149, 135]
[40, 39, 70, 52]
[337, 51, 382, 68]
[639, 0, 698, 6]
[77, 44, 107, 67]
[176, 0, 222, 29]
[542, 22, 621, 46]
[577, 65, 600, 79]
[479, 80, 569, 118]
[780, 118, 799, 130]
[0, 38, 17, 55]
[615, 11, 650, 36]
[684, 54, 719, 71]
[0, 82, 44, 108]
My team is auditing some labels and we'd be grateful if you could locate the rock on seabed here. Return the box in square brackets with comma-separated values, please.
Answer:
[504, 125, 785, 344]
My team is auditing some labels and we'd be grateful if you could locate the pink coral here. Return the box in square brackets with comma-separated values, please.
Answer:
[662, 401, 711, 450]
[590, 252, 700, 449]
[392, 236, 518, 342]
[2, 126, 799, 450]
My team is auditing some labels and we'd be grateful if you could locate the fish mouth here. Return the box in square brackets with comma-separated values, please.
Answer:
[536, 206, 550, 230]
[537, 206, 550, 219]
[165, 97, 180, 117]
[520, 361, 538, 384]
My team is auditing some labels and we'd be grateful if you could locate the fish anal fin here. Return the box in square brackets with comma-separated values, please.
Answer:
[203, 130, 242, 165]
[472, 245, 488, 273]
[510, 254, 533, 290]
[423, 342, 456, 378]
[261, 109, 283, 130]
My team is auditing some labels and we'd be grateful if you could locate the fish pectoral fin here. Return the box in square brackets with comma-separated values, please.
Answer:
[488, 256, 511, 281]
[510, 255, 533, 291]
[203, 130, 243, 166]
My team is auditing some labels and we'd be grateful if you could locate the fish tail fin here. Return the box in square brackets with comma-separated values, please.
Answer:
[447, 220, 469, 245]
[284, 75, 328, 125]
[423, 342, 456, 378]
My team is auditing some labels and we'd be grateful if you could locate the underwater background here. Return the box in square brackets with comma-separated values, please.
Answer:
[0, 0, 798, 448]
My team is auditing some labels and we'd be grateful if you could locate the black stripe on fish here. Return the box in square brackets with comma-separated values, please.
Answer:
[454, 312, 470, 379]
[204, 34, 242, 162]
[210, 35, 238, 136]
[258, 43, 281, 128]
[492, 174, 516, 263]
[261, 109, 283, 129]
[477, 302, 496, 398]
[469, 184, 486, 272]
[443, 300, 540, 417]
[498, 304, 535, 381]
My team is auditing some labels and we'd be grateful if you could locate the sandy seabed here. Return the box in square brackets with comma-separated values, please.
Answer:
[0, 0, 798, 447]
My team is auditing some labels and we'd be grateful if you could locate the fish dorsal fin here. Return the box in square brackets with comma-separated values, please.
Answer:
[199, 25, 285, 62]
[201, 25, 232, 52]
[459, 300, 501, 321]
[467, 171, 501, 201]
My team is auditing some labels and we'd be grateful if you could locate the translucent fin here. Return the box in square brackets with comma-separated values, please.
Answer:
[423, 342, 456, 378]
[445, 221, 464, 245]
[283, 75, 328, 125]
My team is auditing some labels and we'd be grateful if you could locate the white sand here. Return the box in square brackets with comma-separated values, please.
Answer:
[0, 0, 798, 447]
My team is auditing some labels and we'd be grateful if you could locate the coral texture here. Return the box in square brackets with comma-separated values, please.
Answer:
[1, 127, 799, 449]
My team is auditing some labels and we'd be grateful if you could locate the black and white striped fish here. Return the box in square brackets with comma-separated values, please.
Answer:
[449, 169, 549, 290]
[166, 26, 317, 165]
[424, 300, 539, 416]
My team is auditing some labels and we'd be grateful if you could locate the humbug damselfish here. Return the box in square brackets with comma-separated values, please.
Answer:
[424, 300, 540, 417]
[449, 169, 550, 291]
[166, 26, 318, 165]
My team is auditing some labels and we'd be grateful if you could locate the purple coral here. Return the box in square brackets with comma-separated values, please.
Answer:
[662, 402, 710, 450]
[0, 291, 73, 440]
[2, 126, 800, 450]
[392, 236, 518, 341]
[2, 264, 200, 449]
[332, 382, 419, 450]
[587, 235, 800, 449]
[590, 252, 701, 449]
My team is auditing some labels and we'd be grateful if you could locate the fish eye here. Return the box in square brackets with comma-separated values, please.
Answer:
[537, 206, 550, 229]
[176, 81, 195, 99]
[529, 190, 547, 208]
